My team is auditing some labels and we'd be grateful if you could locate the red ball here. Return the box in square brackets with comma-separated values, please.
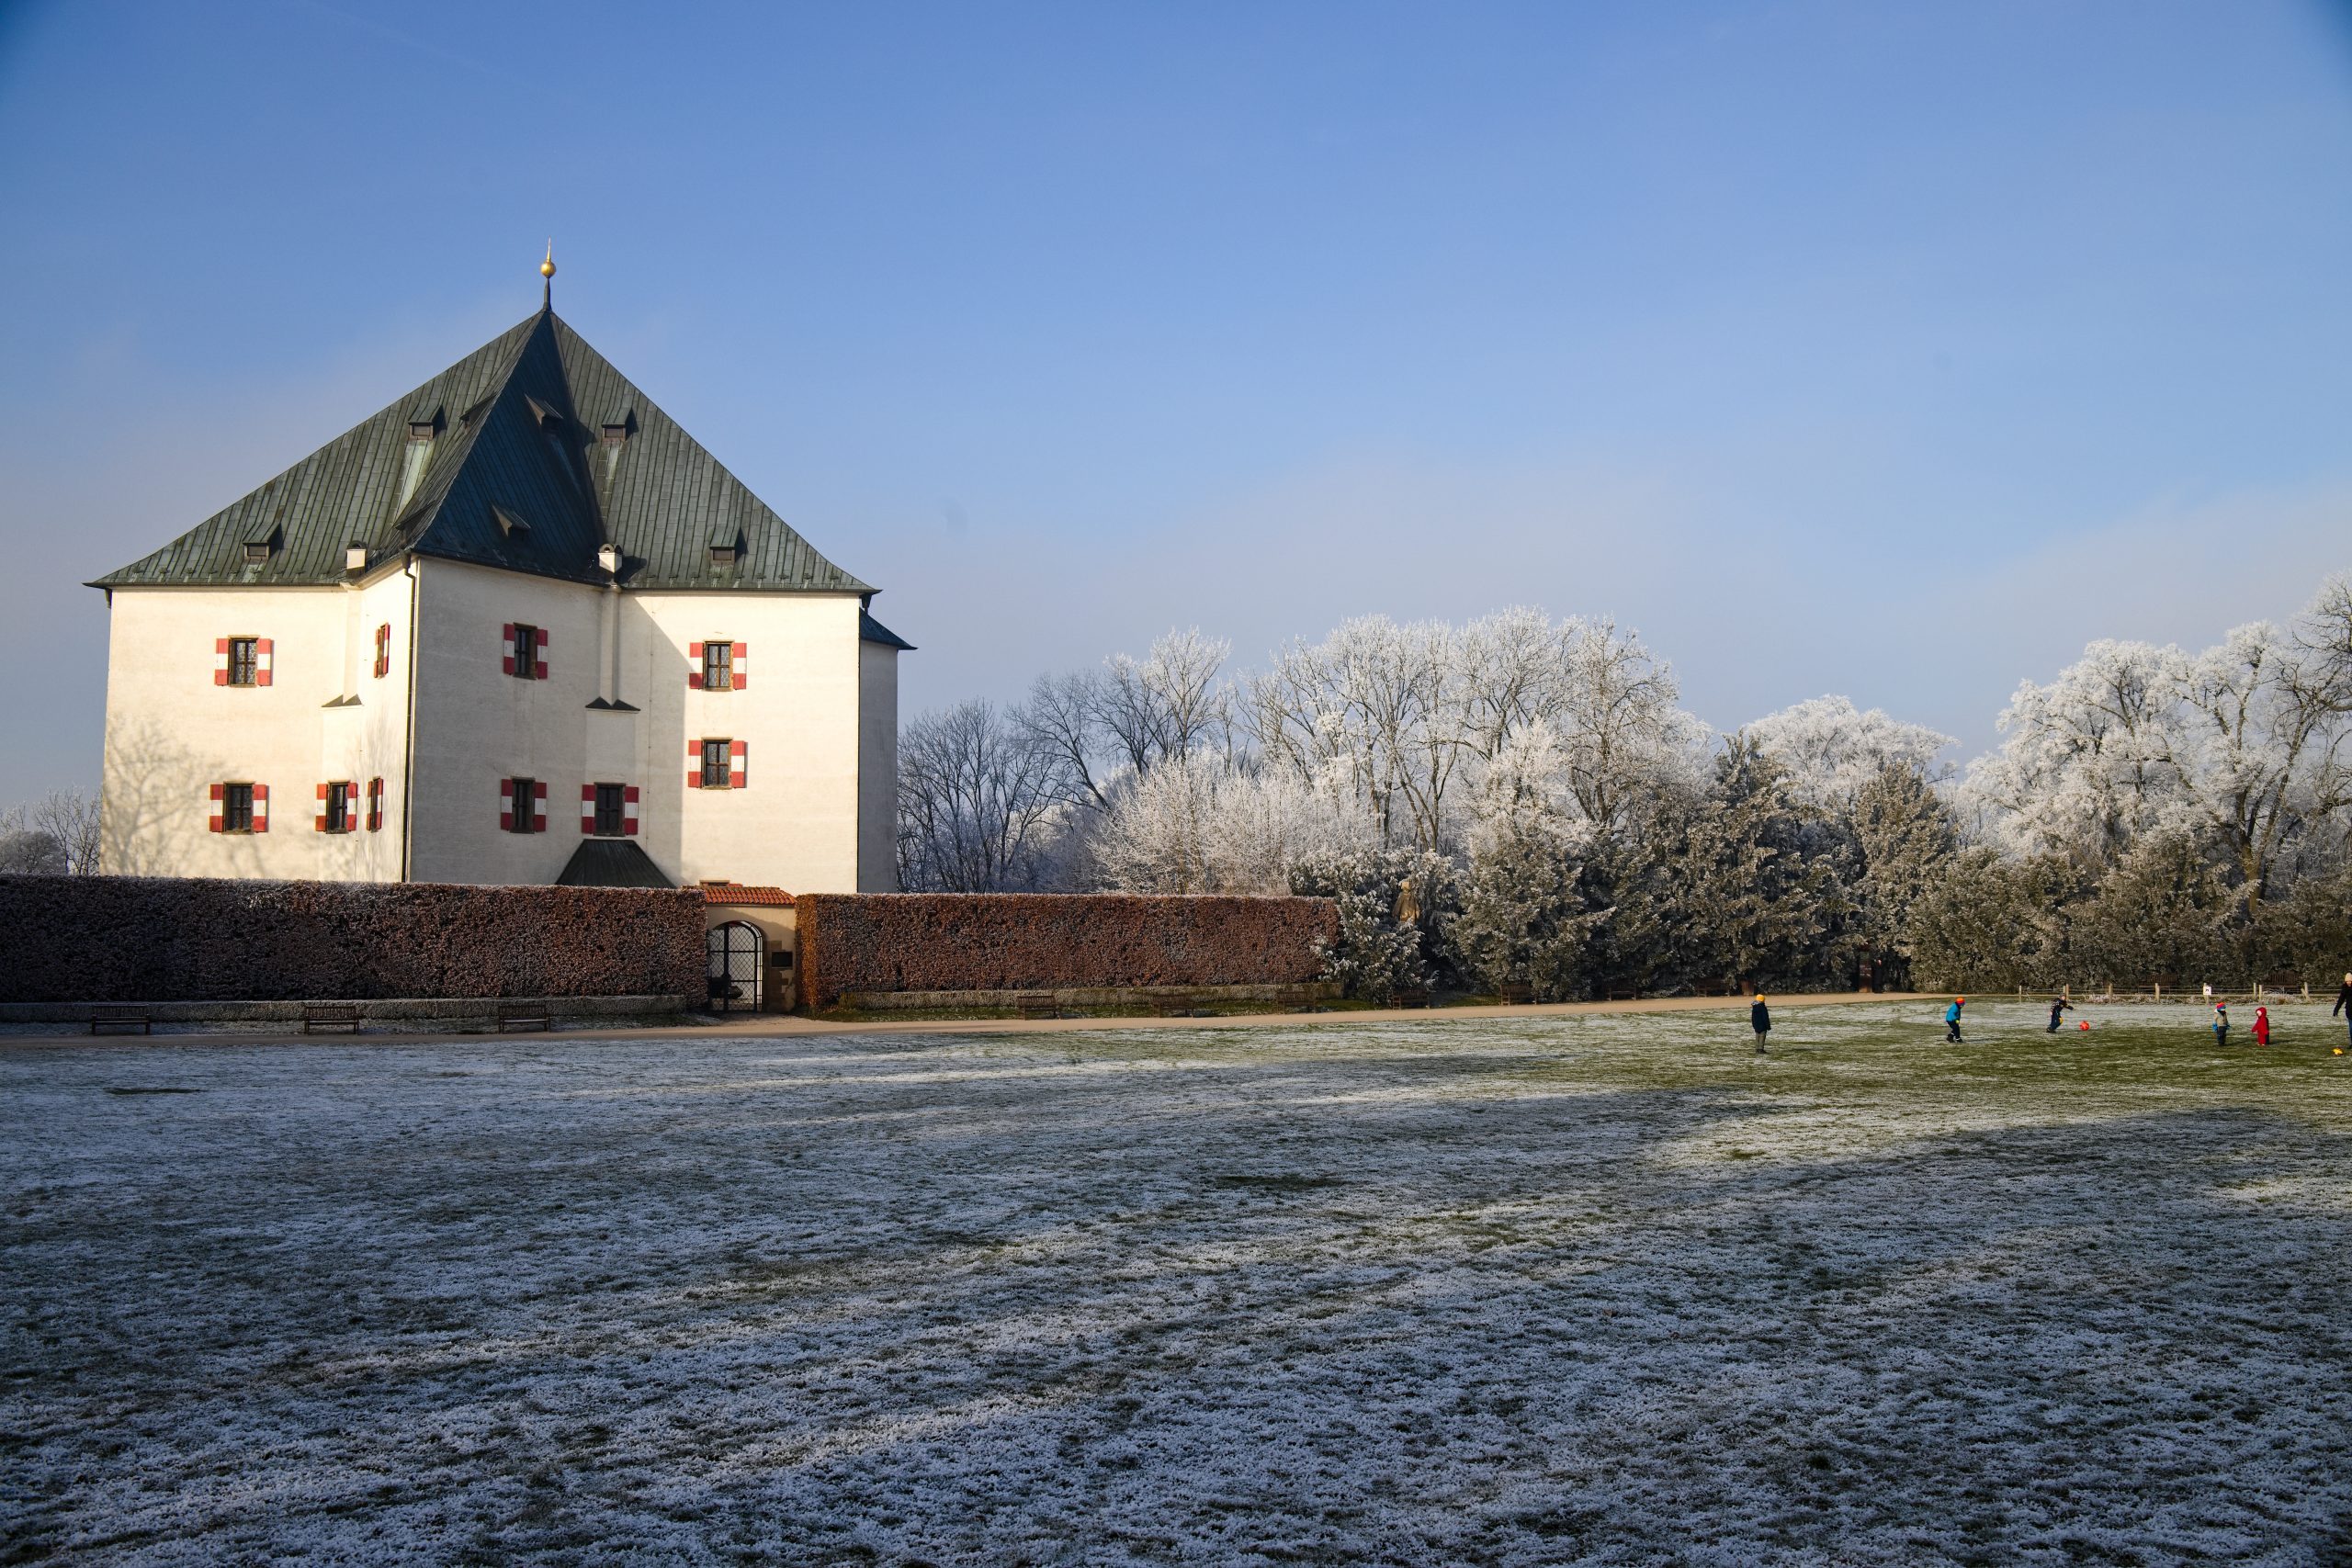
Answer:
[2078, 1021, 2090, 1031]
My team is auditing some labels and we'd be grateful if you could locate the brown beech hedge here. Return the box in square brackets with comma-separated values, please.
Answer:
[0, 874, 705, 1002]
[797, 893, 1339, 1010]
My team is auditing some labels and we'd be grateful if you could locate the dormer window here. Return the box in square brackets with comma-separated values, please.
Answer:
[708, 544, 738, 567]
[492, 506, 531, 539]
[406, 406, 443, 443]
[345, 544, 370, 573]
[601, 423, 628, 446]
[526, 396, 564, 433]
[243, 542, 272, 564]
[708, 523, 742, 568]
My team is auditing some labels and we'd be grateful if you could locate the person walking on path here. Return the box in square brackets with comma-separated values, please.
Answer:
[2048, 995, 2074, 1033]
[2253, 1005, 2271, 1047]
[2212, 1002, 2231, 1046]
[1751, 994, 1771, 1055]
[2335, 974, 2352, 1048]
[1945, 997, 1965, 1043]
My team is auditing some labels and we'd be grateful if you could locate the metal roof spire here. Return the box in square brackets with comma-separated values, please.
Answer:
[540, 240, 556, 310]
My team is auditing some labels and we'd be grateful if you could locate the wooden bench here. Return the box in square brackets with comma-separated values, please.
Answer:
[301, 1002, 362, 1034]
[495, 1006, 551, 1033]
[1498, 984, 1534, 1006]
[1390, 988, 1430, 1010]
[89, 1006, 152, 1036]
[1012, 991, 1059, 1021]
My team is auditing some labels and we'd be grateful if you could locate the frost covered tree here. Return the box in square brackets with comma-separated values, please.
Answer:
[2065, 833, 2234, 990]
[1091, 755, 1367, 894]
[1019, 629, 1234, 812]
[1749, 695, 1954, 810]
[1848, 761, 1961, 989]
[1965, 577, 2352, 964]
[0, 792, 98, 876]
[1288, 847, 1458, 1002]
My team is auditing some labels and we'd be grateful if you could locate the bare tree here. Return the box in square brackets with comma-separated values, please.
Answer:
[29, 790, 103, 875]
[896, 702, 1075, 892]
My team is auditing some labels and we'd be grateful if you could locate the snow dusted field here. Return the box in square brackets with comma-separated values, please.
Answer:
[6, 1002, 2350, 1565]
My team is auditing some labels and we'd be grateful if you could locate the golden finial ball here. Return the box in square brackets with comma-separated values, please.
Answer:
[540, 242, 557, 279]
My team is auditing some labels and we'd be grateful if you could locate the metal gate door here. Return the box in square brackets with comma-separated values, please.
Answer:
[707, 921, 763, 1013]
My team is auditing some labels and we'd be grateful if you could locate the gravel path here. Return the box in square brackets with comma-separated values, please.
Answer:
[5, 1002, 2348, 1564]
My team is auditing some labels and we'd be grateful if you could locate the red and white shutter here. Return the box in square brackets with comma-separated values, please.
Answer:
[209, 783, 224, 833]
[254, 638, 273, 687]
[315, 782, 331, 833]
[533, 626, 548, 680]
[731, 642, 748, 692]
[367, 777, 383, 832]
[581, 784, 598, 833]
[499, 778, 515, 832]
[251, 784, 269, 833]
[374, 624, 390, 679]
[623, 785, 639, 836]
[214, 638, 231, 686]
[687, 641, 704, 690]
[502, 624, 517, 676]
[686, 738, 701, 789]
[729, 739, 748, 790]
[531, 780, 548, 831]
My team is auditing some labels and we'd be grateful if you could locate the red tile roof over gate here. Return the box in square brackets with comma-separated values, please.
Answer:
[701, 885, 794, 907]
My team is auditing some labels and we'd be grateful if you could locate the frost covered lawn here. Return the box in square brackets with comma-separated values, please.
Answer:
[6, 1003, 2350, 1565]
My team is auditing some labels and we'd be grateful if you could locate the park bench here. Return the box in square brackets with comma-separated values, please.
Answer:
[1498, 984, 1534, 1006]
[1012, 991, 1059, 1021]
[495, 1005, 551, 1033]
[89, 1006, 152, 1036]
[301, 1002, 362, 1034]
[1391, 988, 1430, 1010]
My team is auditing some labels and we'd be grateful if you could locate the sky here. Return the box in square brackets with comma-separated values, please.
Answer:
[3, 0, 2349, 803]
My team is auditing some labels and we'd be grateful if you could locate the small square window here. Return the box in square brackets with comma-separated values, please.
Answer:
[700, 740, 731, 790]
[222, 784, 254, 833]
[702, 641, 733, 691]
[228, 637, 259, 686]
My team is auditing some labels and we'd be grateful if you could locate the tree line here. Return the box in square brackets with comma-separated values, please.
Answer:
[899, 576, 2352, 999]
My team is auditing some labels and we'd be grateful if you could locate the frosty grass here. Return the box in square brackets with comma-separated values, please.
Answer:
[5, 1001, 2349, 1564]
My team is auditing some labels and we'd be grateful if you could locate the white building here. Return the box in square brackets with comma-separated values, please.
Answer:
[92, 281, 910, 906]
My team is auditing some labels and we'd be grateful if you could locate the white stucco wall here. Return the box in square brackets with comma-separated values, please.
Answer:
[858, 638, 899, 892]
[626, 590, 867, 892]
[99, 559, 893, 895]
[404, 559, 605, 886]
[100, 573, 418, 878]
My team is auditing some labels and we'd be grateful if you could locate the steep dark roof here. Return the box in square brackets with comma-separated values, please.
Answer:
[555, 840, 675, 888]
[860, 610, 915, 650]
[93, 309, 876, 596]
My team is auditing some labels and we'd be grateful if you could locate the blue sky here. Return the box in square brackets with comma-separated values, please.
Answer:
[3, 0, 2349, 801]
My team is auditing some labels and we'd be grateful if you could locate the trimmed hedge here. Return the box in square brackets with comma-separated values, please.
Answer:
[0, 874, 705, 1003]
[797, 893, 1339, 1010]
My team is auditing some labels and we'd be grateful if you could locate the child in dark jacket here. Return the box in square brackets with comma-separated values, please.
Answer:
[1751, 995, 1771, 1055]
[2048, 996, 2073, 1032]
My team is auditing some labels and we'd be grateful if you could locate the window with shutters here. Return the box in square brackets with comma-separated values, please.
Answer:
[500, 776, 549, 833]
[220, 783, 254, 833]
[373, 624, 391, 679]
[700, 740, 731, 789]
[227, 637, 258, 686]
[319, 781, 356, 834]
[507, 623, 541, 680]
[689, 640, 747, 692]
[593, 782, 625, 836]
[366, 777, 384, 832]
